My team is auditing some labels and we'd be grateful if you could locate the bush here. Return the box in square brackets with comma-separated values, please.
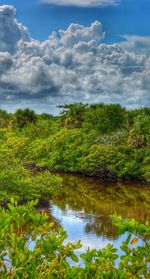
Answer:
[12, 109, 37, 129]
[0, 201, 149, 278]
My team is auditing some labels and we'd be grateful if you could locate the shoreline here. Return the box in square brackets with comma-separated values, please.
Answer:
[25, 163, 149, 185]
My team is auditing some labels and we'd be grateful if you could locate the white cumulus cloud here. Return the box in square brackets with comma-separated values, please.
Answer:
[0, 5, 150, 113]
[0, 5, 30, 54]
[120, 35, 150, 55]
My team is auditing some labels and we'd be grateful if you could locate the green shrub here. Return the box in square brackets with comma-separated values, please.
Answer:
[0, 201, 149, 278]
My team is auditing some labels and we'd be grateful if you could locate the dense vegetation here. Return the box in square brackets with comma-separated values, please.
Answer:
[0, 103, 150, 189]
[0, 200, 149, 278]
[0, 104, 150, 277]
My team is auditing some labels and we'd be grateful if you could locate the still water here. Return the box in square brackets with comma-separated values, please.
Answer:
[44, 174, 150, 256]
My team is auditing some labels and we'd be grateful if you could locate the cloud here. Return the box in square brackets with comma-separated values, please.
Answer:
[40, 0, 120, 8]
[0, 52, 13, 74]
[58, 21, 104, 47]
[120, 35, 150, 55]
[0, 5, 30, 54]
[0, 5, 150, 113]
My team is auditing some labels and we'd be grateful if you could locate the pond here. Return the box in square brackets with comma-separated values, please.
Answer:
[44, 174, 150, 257]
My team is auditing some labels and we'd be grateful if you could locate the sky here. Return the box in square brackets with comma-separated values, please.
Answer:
[0, 0, 150, 113]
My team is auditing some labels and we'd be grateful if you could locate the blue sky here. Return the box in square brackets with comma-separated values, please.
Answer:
[1, 0, 150, 43]
[0, 0, 150, 112]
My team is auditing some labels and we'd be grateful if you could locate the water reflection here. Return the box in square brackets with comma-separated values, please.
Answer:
[85, 215, 118, 240]
[50, 203, 123, 258]
[50, 174, 150, 242]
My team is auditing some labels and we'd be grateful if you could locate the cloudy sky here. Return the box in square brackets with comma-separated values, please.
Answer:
[0, 0, 150, 113]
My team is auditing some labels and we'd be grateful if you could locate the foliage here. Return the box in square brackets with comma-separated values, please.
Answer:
[0, 109, 11, 128]
[127, 113, 150, 148]
[58, 103, 87, 129]
[0, 104, 150, 277]
[11, 109, 37, 129]
[0, 103, 150, 185]
[0, 201, 149, 278]
[83, 104, 126, 133]
[0, 145, 62, 205]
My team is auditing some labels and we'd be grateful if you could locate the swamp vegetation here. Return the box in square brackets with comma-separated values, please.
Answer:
[0, 104, 150, 278]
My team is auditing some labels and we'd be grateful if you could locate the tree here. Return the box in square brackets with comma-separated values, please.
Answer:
[127, 113, 150, 148]
[58, 103, 87, 129]
[83, 104, 126, 133]
[0, 109, 10, 128]
[12, 109, 37, 129]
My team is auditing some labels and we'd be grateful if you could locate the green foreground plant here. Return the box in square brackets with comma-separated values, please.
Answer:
[0, 200, 149, 279]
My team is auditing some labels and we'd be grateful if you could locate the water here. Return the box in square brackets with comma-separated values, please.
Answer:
[47, 174, 150, 257]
